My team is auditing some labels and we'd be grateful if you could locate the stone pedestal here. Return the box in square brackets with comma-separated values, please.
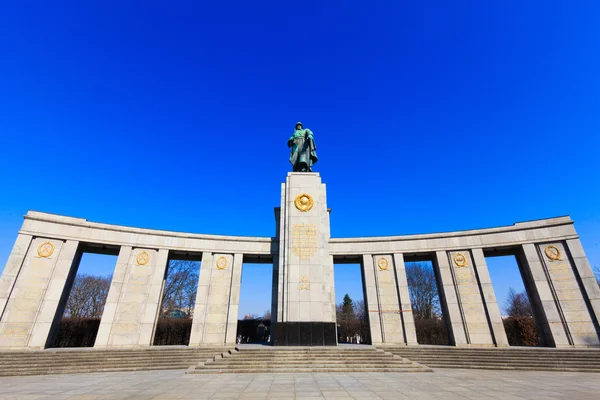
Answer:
[273, 173, 336, 345]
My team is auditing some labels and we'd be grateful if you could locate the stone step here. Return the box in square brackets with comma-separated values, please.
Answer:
[190, 367, 431, 374]
[0, 360, 203, 370]
[383, 347, 600, 353]
[213, 359, 407, 365]
[0, 351, 227, 360]
[409, 359, 600, 367]
[0, 348, 228, 355]
[220, 349, 384, 354]
[0, 347, 232, 376]
[384, 348, 600, 355]
[0, 357, 214, 366]
[216, 355, 401, 361]
[421, 364, 600, 372]
[400, 361, 600, 368]
[388, 354, 600, 362]
[0, 350, 226, 362]
[190, 347, 432, 374]
[382, 347, 600, 372]
[0, 353, 218, 362]
[204, 361, 414, 368]
[0, 364, 196, 377]
[387, 353, 600, 360]
[388, 349, 600, 354]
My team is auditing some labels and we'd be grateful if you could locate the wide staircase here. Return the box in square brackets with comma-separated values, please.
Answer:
[383, 346, 600, 372]
[0, 346, 230, 377]
[188, 346, 432, 373]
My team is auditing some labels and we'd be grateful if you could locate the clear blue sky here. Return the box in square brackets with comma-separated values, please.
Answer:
[1, 2, 599, 317]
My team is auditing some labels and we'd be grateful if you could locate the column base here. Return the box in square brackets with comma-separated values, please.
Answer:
[273, 322, 337, 346]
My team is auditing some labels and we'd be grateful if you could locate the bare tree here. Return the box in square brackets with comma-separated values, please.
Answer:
[354, 299, 366, 322]
[406, 262, 441, 319]
[504, 288, 533, 317]
[64, 274, 112, 318]
[262, 309, 271, 321]
[160, 260, 199, 317]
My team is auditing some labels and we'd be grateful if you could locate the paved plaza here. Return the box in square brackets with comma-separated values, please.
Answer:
[0, 369, 599, 400]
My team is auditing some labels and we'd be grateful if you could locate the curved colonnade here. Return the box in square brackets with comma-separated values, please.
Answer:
[0, 211, 599, 349]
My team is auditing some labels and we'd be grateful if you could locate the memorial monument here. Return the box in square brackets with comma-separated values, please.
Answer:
[0, 122, 599, 349]
[275, 122, 335, 344]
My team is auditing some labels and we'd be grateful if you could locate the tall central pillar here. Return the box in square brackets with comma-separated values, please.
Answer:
[273, 172, 337, 345]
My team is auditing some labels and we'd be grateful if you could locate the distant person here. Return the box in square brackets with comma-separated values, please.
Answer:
[256, 322, 265, 342]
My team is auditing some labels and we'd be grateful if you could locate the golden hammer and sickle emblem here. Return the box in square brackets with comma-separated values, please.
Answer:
[454, 253, 467, 267]
[136, 251, 150, 265]
[37, 241, 55, 258]
[294, 193, 314, 212]
[544, 245, 562, 261]
[377, 257, 389, 271]
[216, 256, 228, 270]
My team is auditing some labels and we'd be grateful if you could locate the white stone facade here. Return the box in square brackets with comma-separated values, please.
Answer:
[275, 173, 336, 325]
[0, 177, 599, 349]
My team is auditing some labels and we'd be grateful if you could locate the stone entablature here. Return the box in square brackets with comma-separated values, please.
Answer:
[21, 212, 578, 255]
[1, 183, 599, 350]
[329, 217, 578, 254]
[20, 211, 275, 255]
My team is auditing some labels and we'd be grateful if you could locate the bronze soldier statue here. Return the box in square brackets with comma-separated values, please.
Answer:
[288, 122, 318, 172]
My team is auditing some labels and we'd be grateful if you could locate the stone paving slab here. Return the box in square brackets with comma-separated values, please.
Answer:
[0, 368, 599, 399]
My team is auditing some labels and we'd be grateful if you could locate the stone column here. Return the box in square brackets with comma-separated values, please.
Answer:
[363, 254, 406, 344]
[272, 207, 283, 327]
[189, 252, 212, 346]
[362, 254, 383, 345]
[0, 234, 33, 320]
[29, 240, 80, 349]
[446, 250, 494, 346]
[95, 246, 132, 348]
[94, 247, 168, 348]
[470, 248, 509, 347]
[434, 251, 468, 345]
[565, 238, 600, 339]
[225, 254, 243, 345]
[537, 242, 599, 346]
[138, 249, 169, 346]
[392, 253, 418, 345]
[274, 172, 336, 345]
[189, 252, 240, 345]
[0, 237, 79, 349]
[519, 243, 570, 346]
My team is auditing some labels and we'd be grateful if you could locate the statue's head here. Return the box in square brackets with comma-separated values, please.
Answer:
[295, 122, 303, 130]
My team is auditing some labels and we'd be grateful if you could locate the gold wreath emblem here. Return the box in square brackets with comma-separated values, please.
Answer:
[136, 251, 150, 265]
[294, 193, 314, 212]
[544, 245, 562, 261]
[453, 253, 467, 267]
[216, 256, 228, 270]
[377, 257, 389, 271]
[37, 241, 55, 258]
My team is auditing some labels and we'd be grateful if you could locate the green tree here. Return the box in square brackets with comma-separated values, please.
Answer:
[341, 294, 356, 320]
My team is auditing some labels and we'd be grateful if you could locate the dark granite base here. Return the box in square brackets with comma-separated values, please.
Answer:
[273, 322, 337, 346]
